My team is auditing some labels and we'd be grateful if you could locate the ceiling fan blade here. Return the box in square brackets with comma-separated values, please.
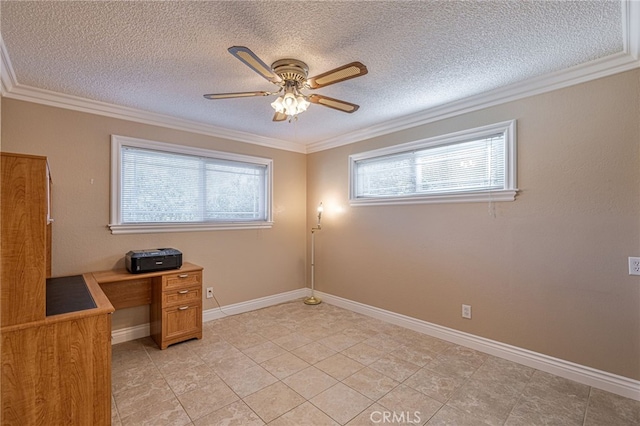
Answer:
[228, 46, 281, 83]
[203, 91, 271, 100]
[308, 94, 360, 113]
[273, 112, 288, 122]
[307, 62, 368, 89]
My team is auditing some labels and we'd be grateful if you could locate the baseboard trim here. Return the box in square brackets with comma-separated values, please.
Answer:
[111, 323, 150, 345]
[315, 290, 640, 401]
[202, 288, 308, 322]
[110, 287, 639, 401]
[110, 288, 308, 345]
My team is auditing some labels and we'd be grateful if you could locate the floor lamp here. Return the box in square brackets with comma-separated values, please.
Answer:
[304, 202, 323, 305]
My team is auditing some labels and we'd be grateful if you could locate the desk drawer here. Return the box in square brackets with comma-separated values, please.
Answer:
[163, 286, 201, 306]
[163, 271, 201, 290]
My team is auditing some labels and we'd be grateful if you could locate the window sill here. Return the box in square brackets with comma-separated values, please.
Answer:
[349, 189, 518, 206]
[108, 221, 274, 235]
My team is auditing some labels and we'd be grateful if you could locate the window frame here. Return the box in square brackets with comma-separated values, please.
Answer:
[348, 120, 518, 206]
[109, 135, 273, 234]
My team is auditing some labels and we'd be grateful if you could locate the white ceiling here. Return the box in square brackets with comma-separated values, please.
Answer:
[1, 1, 638, 153]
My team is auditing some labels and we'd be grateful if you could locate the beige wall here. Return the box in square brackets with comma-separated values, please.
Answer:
[1, 99, 307, 330]
[2, 69, 639, 381]
[307, 69, 640, 380]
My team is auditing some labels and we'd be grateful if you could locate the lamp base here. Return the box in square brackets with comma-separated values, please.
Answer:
[303, 295, 322, 305]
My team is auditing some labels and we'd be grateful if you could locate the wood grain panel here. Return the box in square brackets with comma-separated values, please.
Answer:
[99, 277, 152, 309]
[1, 153, 48, 327]
[1, 314, 112, 425]
[161, 304, 202, 349]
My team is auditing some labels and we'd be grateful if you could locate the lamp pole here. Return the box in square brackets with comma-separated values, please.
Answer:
[304, 203, 323, 305]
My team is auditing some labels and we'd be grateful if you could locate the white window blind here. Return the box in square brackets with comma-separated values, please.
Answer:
[110, 136, 272, 234]
[349, 120, 517, 205]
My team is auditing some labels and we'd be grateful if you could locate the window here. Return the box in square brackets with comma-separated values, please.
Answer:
[349, 120, 517, 205]
[109, 135, 272, 234]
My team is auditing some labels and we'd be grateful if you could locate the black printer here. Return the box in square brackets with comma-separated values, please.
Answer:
[125, 248, 182, 274]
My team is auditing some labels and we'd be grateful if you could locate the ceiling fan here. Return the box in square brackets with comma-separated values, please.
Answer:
[204, 46, 368, 122]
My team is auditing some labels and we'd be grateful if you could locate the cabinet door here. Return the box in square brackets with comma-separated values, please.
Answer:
[162, 304, 201, 343]
[1, 153, 48, 326]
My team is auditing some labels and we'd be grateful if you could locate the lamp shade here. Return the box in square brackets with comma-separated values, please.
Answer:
[271, 97, 285, 113]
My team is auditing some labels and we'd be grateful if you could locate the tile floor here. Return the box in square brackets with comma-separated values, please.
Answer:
[111, 300, 640, 425]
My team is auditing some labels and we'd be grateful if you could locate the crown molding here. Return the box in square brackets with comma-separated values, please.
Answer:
[2, 0, 639, 154]
[0, 38, 306, 154]
[1, 82, 307, 153]
[307, 0, 640, 153]
[0, 34, 18, 96]
[307, 52, 639, 153]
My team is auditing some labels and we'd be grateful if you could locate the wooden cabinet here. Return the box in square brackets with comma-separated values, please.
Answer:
[1, 152, 114, 425]
[151, 269, 203, 349]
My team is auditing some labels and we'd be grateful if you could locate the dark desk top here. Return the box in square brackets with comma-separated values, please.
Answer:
[46, 275, 97, 316]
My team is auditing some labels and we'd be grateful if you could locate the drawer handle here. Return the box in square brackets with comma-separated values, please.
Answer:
[178, 290, 189, 294]
[178, 274, 189, 278]
[178, 306, 189, 310]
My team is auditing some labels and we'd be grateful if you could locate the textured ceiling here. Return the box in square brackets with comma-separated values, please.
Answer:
[0, 1, 628, 149]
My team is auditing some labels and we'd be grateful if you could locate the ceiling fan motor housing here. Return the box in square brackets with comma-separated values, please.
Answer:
[271, 59, 309, 85]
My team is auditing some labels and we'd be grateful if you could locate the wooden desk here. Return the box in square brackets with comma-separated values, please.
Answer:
[92, 262, 203, 349]
[1, 273, 114, 425]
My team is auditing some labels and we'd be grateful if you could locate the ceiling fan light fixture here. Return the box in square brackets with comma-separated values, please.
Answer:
[271, 84, 309, 118]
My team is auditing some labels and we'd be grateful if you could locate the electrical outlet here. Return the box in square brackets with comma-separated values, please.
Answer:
[629, 257, 640, 275]
[206, 287, 214, 299]
[462, 304, 472, 319]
